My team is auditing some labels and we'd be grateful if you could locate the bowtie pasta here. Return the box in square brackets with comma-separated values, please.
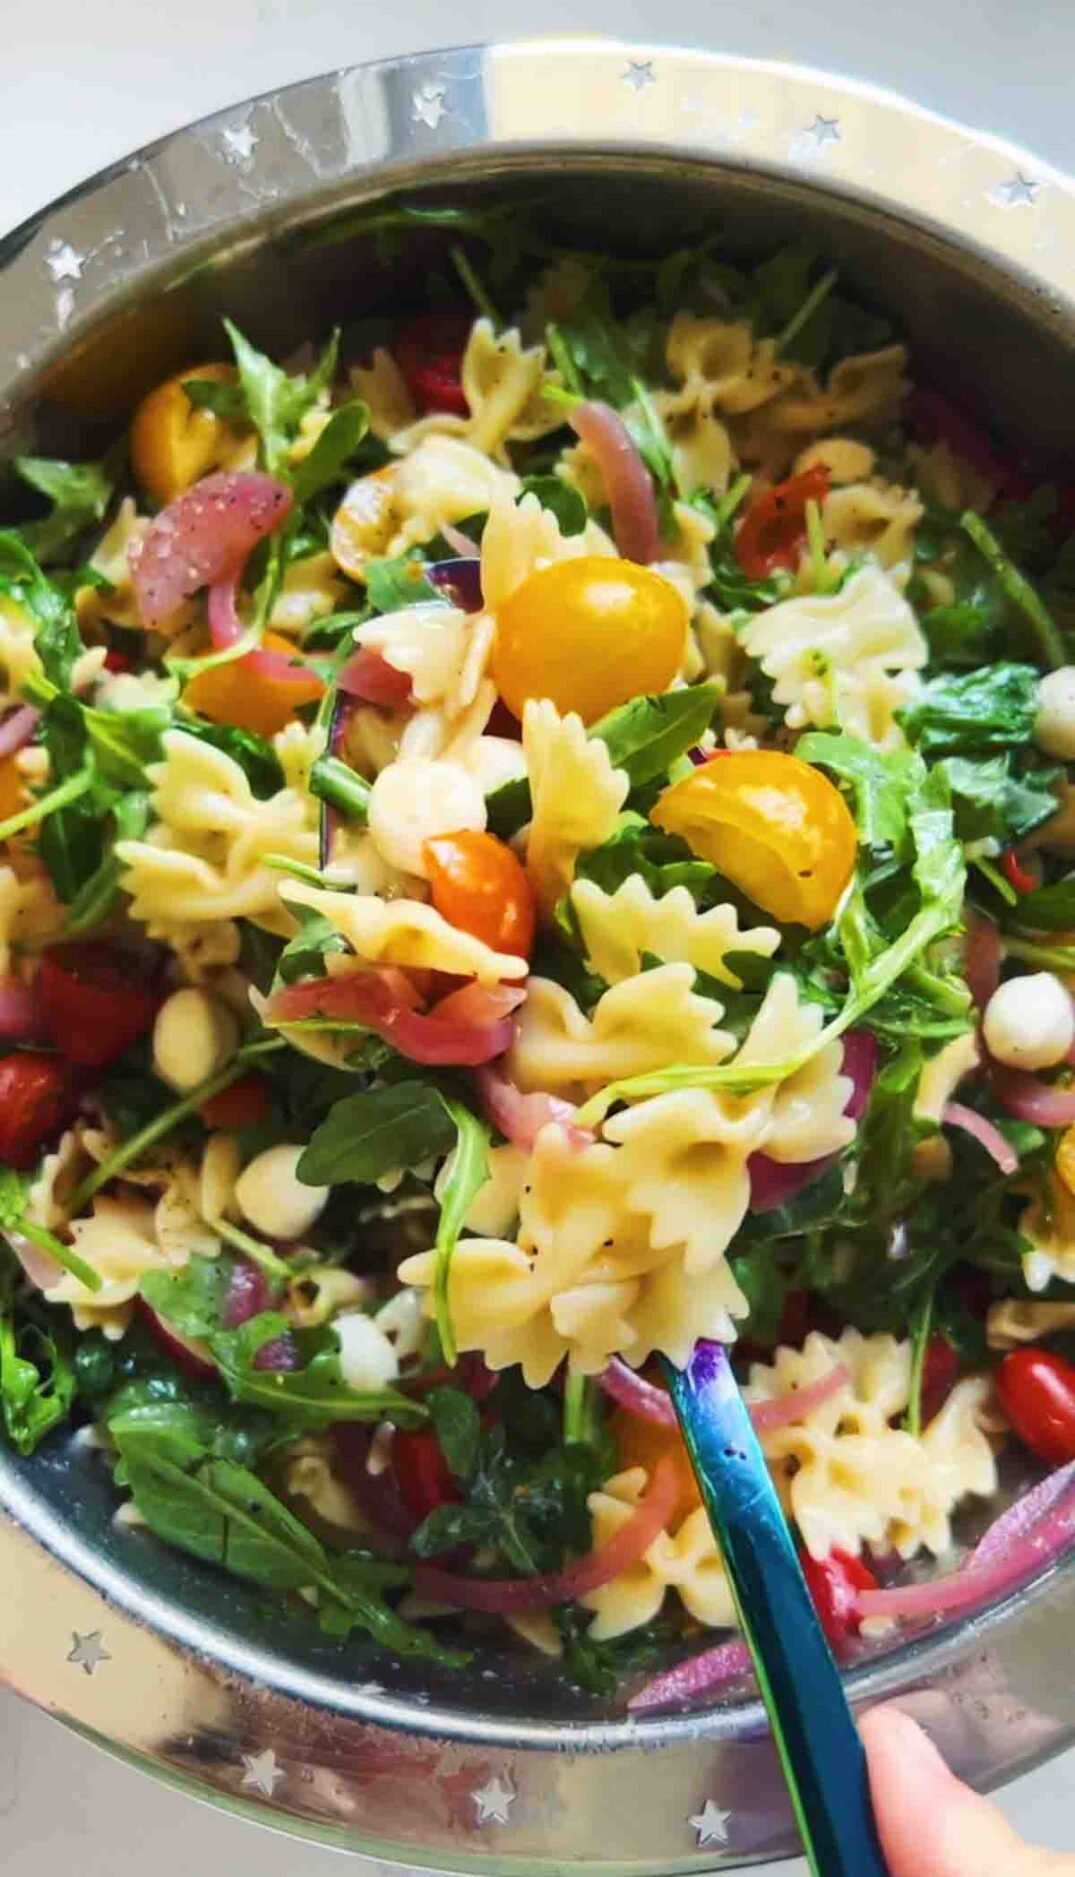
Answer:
[4, 205, 1072, 1699]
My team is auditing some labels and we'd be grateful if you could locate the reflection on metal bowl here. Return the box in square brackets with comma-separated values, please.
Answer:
[2, 38, 1075, 1872]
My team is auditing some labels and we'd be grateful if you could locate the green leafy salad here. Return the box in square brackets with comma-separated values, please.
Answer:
[2, 205, 1075, 1701]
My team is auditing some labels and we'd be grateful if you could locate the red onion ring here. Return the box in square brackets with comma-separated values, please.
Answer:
[748, 1363, 850, 1434]
[990, 1067, 1075, 1128]
[131, 469, 292, 628]
[207, 576, 317, 685]
[568, 400, 661, 564]
[253, 1332, 300, 1372]
[941, 1102, 1018, 1173]
[268, 970, 521, 1067]
[338, 645, 414, 710]
[414, 1455, 679, 1612]
[597, 1357, 850, 1434]
[0, 704, 39, 762]
[138, 1299, 216, 1380]
[333, 1424, 417, 1545]
[597, 1358, 678, 1426]
[222, 1257, 274, 1328]
[473, 1064, 590, 1152]
[970, 1462, 1075, 1570]
[628, 1637, 753, 1712]
[964, 913, 1002, 1012]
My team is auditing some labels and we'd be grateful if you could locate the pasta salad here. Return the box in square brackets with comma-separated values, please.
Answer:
[2, 210, 1075, 1700]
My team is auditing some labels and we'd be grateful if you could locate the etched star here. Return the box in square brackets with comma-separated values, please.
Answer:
[473, 1774, 516, 1824]
[807, 113, 841, 147]
[623, 60, 656, 92]
[412, 84, 448, 130]
[997, 171, 1039, 206]
[241, 1748, 285, 1797]
[67, 1630, 110, 1675]
[221, 121, 257, 163]
[689, 1799, 731, 1847]
[46, 241, 83, 283]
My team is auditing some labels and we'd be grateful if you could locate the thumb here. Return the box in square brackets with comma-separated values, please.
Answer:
[860, 1706, 1069, 1877]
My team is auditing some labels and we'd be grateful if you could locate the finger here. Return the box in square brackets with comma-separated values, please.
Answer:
[860, 1706, 1066, 1877]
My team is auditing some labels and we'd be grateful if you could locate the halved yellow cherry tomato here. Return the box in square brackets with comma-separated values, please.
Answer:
[183, 632, 324, 739]
[610, 1407, 700, 1526]
[130, 362, 246, 506]
[491, 556, 688, 725]
[0, 756, 24, 824]
[652, 749, 857, 929]
[425, 830, 536, 958]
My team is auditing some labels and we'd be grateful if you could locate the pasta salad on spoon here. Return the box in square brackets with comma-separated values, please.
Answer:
[1, 206, 1075, 1702]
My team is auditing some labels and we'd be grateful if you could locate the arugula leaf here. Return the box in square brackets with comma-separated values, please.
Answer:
[291, 401, 370, 506]
[962, 510, 1065, 669]
[0, 533, 83, 684]
[939, 753, 1059, 846]
[223, 320, 339, 478]
[0, 1253, 75, 1456]
[796, 732, 918, 853]
[298, 1082, 457, 1188]
[177, 716, 285, 798]
[590, 683, 720, 788]
[899, 663, 1041, 757]
[109, 1397, 457, 1661]
[432, 1101, 489, 1365]
[1008, 874, 1075, 933]
[555, 280, 659, 407]
[573, 812, 715, 901]
[427, 1385, 482, 1480]
[364, 553, 443, 614]
[519, 476, 587, 535]
[14, 456, 113, 562]
[485, 773, 532, 840]
[275, 902, 351, 986]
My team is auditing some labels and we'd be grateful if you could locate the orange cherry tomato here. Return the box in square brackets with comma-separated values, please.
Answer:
[424, 830, 536, 959]
[0, 756, 24, 824]
[610, 1406, 700, 1526]
[736, 464, 830, 579]
[652, 749, 857, 930]
[492, 556, 688, 725]
[130, 362, 246, 507]
[183, 632, 324, 738]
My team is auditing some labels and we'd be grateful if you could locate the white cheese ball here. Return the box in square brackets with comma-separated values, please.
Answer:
[462, 734, 529, 797]
[334, 1311, 401, 1391]
[152, 988, 240, 1093]
[234, 1144, 328, 1242]
[1035, 667, 1075, 761]
[983, 972, 1075, 1070]
[367, 757, 486, 878]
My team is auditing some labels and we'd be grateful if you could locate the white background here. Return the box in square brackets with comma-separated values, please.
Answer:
[3, 3, 1075, 1872]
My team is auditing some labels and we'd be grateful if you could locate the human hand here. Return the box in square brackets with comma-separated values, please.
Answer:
[860, 1706, 1074, 1875]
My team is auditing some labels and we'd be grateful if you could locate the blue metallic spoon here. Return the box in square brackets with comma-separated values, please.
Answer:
[662, 1341, 886, 1877]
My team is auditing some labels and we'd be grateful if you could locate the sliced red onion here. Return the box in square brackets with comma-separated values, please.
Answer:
[131, 470, 292, 628]
[970, 1462, 1075, 1570]
[748, 1030, 878, 1214]
[597, 1357, 677, 1426]
[568, 401, 661, 564]
[11, 1233, 63, 1290]
[268, 970, 520, 1067]
[207, 575, 316, 685]
[965, 913, 1002, 1012]
[991, 1067, 1075, 1128]
[628, 1638, 753, 1713]
[138, 1298, 216, 1380]
[0, 977, 45, 1041]
[429, 556, 483, 611]
[222, 1257, 274, 1328]
[253, 1331, 300, 1372]
[748, 1362, 850, 1434]
[334, 1424, 417, 1544]
[415, 1454, 678, 1613]
[941, 1102, 1018, 1174]
[338, 645, 414, 709]
[0, 704, 39, 762]
[474, 1063, 593, 1152]
[857, 1475, 1075, 1623]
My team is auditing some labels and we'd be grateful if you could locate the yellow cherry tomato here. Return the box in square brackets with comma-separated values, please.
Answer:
[610, 1407, 700, 1526]
[0, 756, 24, 824]
[491, 556, 688, 725]
[652, 750, 857, 929]
[184, 633, 324, 739]
[130, 363, 246, 506]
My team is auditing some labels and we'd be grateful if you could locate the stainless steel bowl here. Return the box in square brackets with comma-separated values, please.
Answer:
[3, 39, 1075, 1872]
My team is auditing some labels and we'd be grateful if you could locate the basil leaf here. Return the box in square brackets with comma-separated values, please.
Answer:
[291, 400, 370, 506]
[590, 682, 721, 787]
[518, 476, 587, 535]
[298, 1081, 457, 1188]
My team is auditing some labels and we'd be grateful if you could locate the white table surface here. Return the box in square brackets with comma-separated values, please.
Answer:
[3, 3, 1075, 1871]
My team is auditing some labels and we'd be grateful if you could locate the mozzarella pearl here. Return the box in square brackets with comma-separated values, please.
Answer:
[462, 735, 529, 797]
[152, 988, 240, 1093]
[983, 972, 1075, 1071]
[334, 1311, 400, 1390]
[367, 757, 486, 877]
[234, 1144, 328, 1242]
[1035, 667, 1075, 761]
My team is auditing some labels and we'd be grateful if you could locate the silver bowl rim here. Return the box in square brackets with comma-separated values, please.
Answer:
[2, 37, 1075, 1869]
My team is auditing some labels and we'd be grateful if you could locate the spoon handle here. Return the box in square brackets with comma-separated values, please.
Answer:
[664, 1341, 886, 1877]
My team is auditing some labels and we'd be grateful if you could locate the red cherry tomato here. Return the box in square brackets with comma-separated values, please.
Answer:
[394, 313, 472, 416]
[199, 1073, 271, 1132]
[800, 1547, 878, 1651]
[39, 942, 163, 1069]
[735, 464, 830, 579]
[392, 1428, 461, 1523]
[103, 648, 132, 674]
[0, 1051, 76, 1169]
[997, 1348, 1075, 1465]
[424, 830, 536, 959]
[1001, 848, 1037, 895]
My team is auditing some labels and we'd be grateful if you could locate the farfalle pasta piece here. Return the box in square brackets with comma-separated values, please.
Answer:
[731, 346, 909, 478]
[0, 595, 42, 701]
[349, 348, 418, 441]
[359, 605, 494, 719]
[664, 316, 801, 417]
[822, 480, 924, 573]
[570, 875, 780, 987]
[508, 965, 736, 1098]
[268, 550, 347, 635]
[0, 863, 62, 977]
[740, 564, 928, 747]
[603, 1087, 769, 1276]
[654, 393, 735, 498]
[480, 489, 615, 611]
[44, 1196, 173, 1338]
[581, 1467, 737, 1639]
[908, 439, 997, 515]
[1020, 1170, 1075, 1291]
[281, 879, 528, 985]
[892, 1376, 999, 1558]
[75, 497, 154, 634]
[522, 698, 628, 912]
[394, 319, 562, 463]
[331, 439, 518, 578]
